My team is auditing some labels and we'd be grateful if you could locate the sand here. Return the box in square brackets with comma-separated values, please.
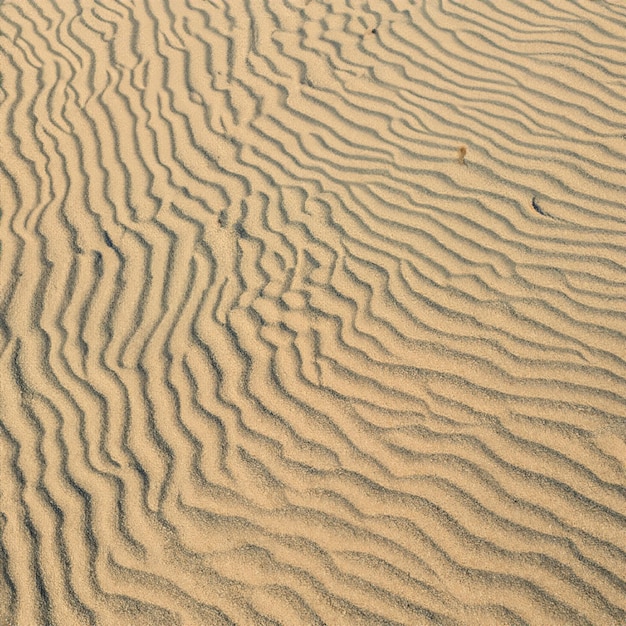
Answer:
[0, 0, 625, 624]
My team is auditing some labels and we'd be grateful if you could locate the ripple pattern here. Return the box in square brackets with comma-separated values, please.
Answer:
[1, 0, 626, 624]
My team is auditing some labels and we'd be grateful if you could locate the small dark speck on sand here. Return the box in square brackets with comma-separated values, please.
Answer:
[531, 196, 548, 216]
[457, 145, 467, 165]
[218, 210, 227, 227]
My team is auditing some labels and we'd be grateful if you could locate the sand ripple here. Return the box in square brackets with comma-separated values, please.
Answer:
[1, 0, 625, 624]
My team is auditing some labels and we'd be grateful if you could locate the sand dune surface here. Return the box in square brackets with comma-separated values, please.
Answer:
[1, 0, 626, 624]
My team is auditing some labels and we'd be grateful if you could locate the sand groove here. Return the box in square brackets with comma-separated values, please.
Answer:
[1, 0, 625, 624]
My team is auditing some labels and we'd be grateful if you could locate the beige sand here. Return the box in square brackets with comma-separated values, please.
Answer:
[0, 0, 625, 624]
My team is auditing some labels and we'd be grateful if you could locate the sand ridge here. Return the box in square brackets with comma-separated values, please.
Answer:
[0, 0, 625, 624]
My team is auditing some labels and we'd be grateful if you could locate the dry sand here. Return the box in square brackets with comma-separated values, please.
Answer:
[1, 0, 625, 624]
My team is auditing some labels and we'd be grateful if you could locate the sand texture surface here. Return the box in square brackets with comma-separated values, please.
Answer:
[1, 0, 626, 624]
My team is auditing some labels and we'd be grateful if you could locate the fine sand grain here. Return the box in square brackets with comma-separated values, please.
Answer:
[1, 0, 625, 624]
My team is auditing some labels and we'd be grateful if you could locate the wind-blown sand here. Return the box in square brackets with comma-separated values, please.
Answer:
[1, 0, 625, 624]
